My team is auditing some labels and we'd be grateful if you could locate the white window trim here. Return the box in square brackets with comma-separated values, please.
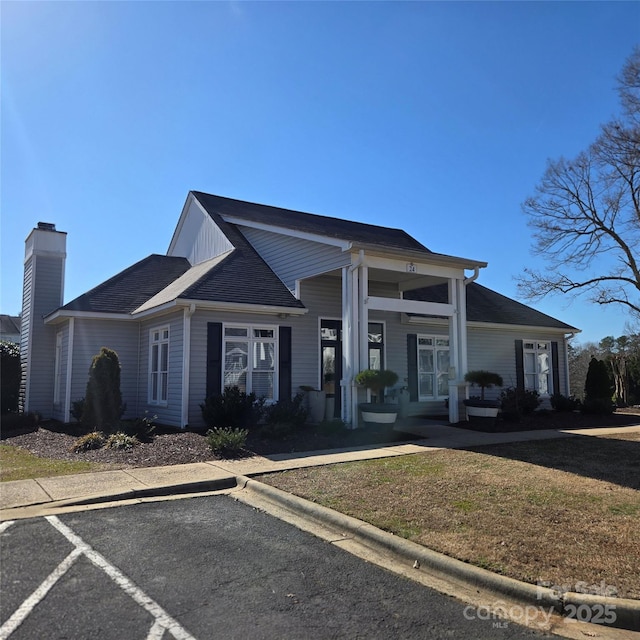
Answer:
[148, 325, 170, 406]
[417, 333, 450, 401]
[523, 340, 553, 397]
[223, 323, 279, 401]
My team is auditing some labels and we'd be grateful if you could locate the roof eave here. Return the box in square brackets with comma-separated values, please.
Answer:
[349, 243, 488, 270]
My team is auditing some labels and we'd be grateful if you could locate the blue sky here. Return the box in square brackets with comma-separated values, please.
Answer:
[2, 1, 638, 345]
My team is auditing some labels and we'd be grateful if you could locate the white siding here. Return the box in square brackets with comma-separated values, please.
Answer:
[239, 227, 350, 290]
[71, 319, 140, 421]
[169, 197, 234, 265]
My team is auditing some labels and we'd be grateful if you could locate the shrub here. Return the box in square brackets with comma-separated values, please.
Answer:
[317, 418, 348, 435]
[206, 427, 248, 456]
[355, 369, 399, 402]
[264, 393, 308, 428]
[582, 356, 614, 415]
[82, 347, 125, 430]
[500, 387, 541, 419]
[71, 431, 106, 452]
[71, 399, 85, 423]
[550, 393, 581, 412]
[105, 432, 139, 450]
[0, 411, 39, 435]
[0, 341, 21, 414]
[200, 387, 265, 430]
[464, 370, 503, 401]
[121, 411, 157, 441]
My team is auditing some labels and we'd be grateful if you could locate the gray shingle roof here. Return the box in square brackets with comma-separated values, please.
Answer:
[60, 255, 191, 314]
[406, 282, 578, 330]
[192, 191, 431, 253]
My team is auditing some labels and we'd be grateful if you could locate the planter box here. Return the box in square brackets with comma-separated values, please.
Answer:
[359, 402, 398, 426]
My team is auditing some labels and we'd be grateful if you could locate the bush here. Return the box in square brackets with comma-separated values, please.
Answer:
[550, 393, 581, 412]
[82, 347, 124, 431]
[582, 357, 614, 414]
[500, 387, 541, 419]
[206, 427, 248, 456]
[120, 411, 157, 441]
[71, 431, 106, 452]
[264, 393, 308, 428]
[317, 418, 348, 435]
[105, 432, 139, 450]
[200, 387, 265, 430]
[1, 341, 21, 414]
[0, 411, 39, 436]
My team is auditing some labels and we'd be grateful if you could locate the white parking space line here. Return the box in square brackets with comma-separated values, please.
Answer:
[0, 521, 15, 534]
[0, 547, 84, 640]
[147, 620, 167, 640]
[46, 516, 196, 640]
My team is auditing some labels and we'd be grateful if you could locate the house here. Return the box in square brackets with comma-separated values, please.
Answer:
[20, 192, 578, 428]
[1, 315, 21, 344]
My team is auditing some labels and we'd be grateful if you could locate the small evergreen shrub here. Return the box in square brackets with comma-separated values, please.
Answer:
[0, 411, 39, 434]
[206, 427, 248, 456]
[264, 393, 308, 428]
[71, 431, 106, 452]
[500, 387, 541, 419]
[0, 341, 21, 415]
[82, 347, 125, 430]
[317, 418, 348, 435]
[550, 393, 581, 412]
[200, 387, 265, 430]
[582, 357, 614, 415]
[105, 432, 139, 450]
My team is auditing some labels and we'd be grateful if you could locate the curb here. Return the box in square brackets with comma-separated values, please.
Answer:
[240, 475, 640, 632]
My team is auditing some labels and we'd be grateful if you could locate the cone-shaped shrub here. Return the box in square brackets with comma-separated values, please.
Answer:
[82, 347, 123, 430]
[583, 356, 614, 414]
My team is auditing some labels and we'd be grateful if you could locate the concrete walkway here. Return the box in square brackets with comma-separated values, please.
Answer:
[3, 422, 639, 516]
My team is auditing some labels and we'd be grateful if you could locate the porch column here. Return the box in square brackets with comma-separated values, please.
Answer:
[448, 279, 460, 423]
[341, 267, 352, 424]
[350, 263, 361, 427]
[358, 262, 369, 372]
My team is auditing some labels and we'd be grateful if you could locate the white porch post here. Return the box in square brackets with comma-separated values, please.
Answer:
[359, 262, 369, 372]
[350, 262, 361, 427]
[341, 266, 352, 424]
[448, 279, 460, 423]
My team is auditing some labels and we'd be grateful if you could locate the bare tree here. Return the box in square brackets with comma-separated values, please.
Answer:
[517, 47, 640, 319]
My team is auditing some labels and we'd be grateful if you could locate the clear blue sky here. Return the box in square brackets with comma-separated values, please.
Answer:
[2, 1, 638, 346]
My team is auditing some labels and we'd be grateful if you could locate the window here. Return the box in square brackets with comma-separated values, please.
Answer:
[523, 341, 551, 395]
[149, 327, 169, 405]
[224, 325, 276, 401]
[417, 335, 449, 400]
[54, 332, 63, 405]
[368, 322, 384, 370]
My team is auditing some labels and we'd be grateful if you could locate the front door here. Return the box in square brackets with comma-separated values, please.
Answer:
[320, 320, 342, 419]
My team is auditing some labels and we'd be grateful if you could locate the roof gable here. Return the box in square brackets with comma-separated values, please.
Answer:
[191, 191, 431, 254]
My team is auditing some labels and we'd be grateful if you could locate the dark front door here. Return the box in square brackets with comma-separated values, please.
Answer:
[321, 320, 342, 419]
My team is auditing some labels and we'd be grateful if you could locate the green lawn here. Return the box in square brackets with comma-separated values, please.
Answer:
[0, 444, 106, 482]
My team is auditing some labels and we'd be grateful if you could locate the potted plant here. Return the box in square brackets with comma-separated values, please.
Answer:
[463, 370, 503, 419]
[354, 369, 399, 427]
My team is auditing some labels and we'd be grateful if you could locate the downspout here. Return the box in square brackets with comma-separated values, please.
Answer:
[181, 303, 196, 429]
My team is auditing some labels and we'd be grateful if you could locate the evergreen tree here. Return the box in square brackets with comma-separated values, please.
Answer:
[82, 347, 123, 430]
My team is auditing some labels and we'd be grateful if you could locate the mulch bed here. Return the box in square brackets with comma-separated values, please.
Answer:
[2, 409, 638, 470]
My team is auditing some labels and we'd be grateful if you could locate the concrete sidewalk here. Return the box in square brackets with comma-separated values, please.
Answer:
[3, 422, 639, 516]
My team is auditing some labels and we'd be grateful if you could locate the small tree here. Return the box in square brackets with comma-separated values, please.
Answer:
[583, 356, 614, 415]
[82, 347, 124, 430]
[464, 370, 503, 401]
[354, 369, 398, 403]
[0, 341, 20, 414]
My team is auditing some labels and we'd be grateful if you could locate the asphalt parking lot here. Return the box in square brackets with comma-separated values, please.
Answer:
[0, 495, 552, 639]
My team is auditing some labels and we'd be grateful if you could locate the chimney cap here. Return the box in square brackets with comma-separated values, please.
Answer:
[37, 222, 57, 232]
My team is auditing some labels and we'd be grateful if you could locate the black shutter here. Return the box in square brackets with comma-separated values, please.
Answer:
[407, 334, 418, 402]
[515, 339, 524, 392]
[551, 341, 560, 395]
[206, 322, 223, 399]
[279, 326, 292, 401]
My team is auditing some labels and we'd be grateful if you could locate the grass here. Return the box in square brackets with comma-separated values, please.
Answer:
[0, 444, 107, 482]
[261, 430, 640, 599]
